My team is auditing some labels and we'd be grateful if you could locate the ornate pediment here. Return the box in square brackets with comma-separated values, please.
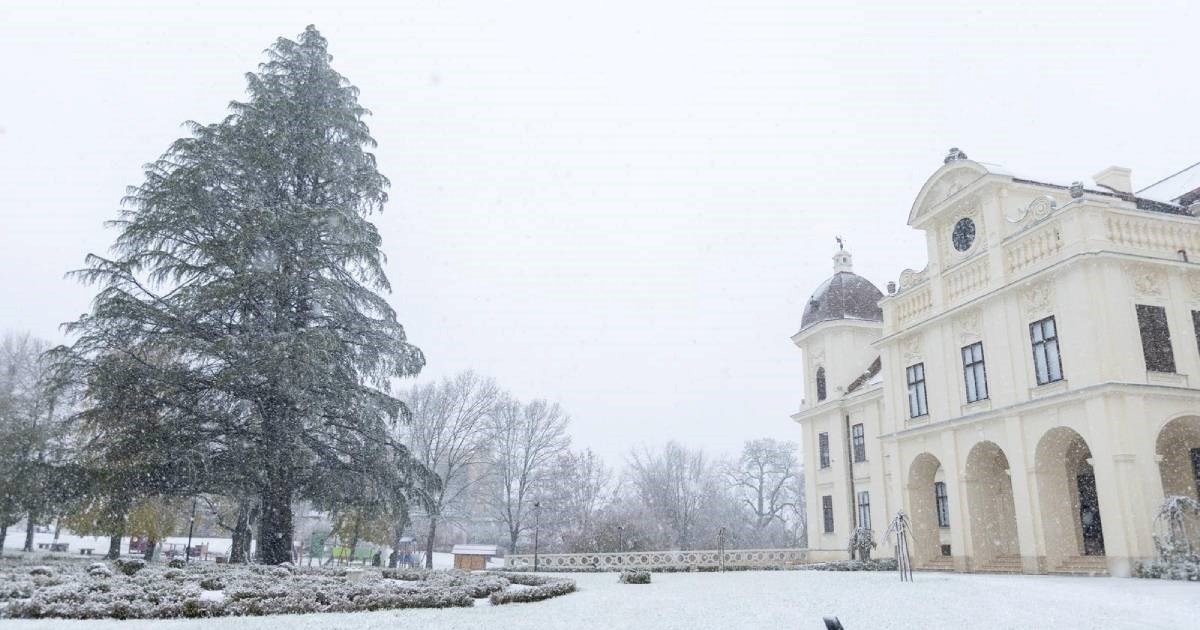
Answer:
[908, 160, 993, 227]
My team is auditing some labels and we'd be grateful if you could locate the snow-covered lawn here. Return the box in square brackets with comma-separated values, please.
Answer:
[3, 569, 1198, 629]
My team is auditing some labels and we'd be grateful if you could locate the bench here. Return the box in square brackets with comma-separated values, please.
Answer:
[36, 543, 50, 550]
[79, 548, 94, 555]
[50, 542, 69, 553]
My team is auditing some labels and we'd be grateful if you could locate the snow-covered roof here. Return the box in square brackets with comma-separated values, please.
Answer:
[1137, 160, 1200, 205]
[451, 544, 499, 556]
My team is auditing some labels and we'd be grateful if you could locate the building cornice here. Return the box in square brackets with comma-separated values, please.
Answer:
[874, 249, 1200, 347]
[876, 380, 1200, 441]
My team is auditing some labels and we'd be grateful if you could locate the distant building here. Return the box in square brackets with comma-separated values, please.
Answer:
[451, 544, 499, 571]
[792, 152, 1200, 577]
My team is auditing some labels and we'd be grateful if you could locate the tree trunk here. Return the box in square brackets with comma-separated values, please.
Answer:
[144, 538, 157, 562]
[424, 517, 438, 569]
[23, 516, 35, 552]
[230, 504, 251, 564]
[509, 526, 519, 557]
[389, 526, 402, 568]
[257, 478, 294, 565]
[0, 524, 7, 551]
[106, 535, 122, 560]
[348, 512, 363, 565]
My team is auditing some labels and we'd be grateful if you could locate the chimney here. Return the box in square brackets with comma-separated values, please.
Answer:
[1093, 166, 1133, 194]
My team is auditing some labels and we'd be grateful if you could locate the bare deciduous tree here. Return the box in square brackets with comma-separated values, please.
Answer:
[546, 448, 612, 550]
[487, 397, 570, 553]
[403, 371, 500, 567]
[627, 441, 716, 549]
[726, 438, 800, 535]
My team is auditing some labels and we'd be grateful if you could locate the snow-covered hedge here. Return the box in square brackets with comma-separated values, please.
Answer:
[619, 569, 651, 584]
[0, 560, 571, 620]
[486, 573, 576, 605]
[1134, 560, 1200, 581]
[796, 559, 898, 572]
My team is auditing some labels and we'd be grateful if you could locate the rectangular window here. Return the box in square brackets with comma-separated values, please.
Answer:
[856, 491, 871, 530]
[1137, 305, 1176, 373]
[818, 432, 830, 469]
[906, 363, 928, 417]
[961, 342, 988, 403]
[822, 495, 834, 533]
[1191, 447, 1200, 498]
[851, 423, 866, 462]
[1192, 310, 1200, 358]
[935, 481, 950, 528]
[1030, 316, 1064, 385]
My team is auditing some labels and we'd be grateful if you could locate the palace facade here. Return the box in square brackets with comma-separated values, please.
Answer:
[792, 151, 1200, 577]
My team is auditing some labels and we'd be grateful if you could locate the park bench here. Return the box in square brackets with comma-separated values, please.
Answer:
[79, 548, 94, 555]
[36, 543, 50, 550]
[49, 542, 69, 552]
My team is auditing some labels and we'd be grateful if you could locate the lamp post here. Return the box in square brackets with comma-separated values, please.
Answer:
[533, 501, 541, 573]
[185, 497, 197, 564]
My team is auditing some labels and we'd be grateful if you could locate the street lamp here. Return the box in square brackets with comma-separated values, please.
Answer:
[533, 501, 541, 573]
[185, 497, 197, 564]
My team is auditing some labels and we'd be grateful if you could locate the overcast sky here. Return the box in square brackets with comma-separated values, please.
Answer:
[1, 1, 1196, 464]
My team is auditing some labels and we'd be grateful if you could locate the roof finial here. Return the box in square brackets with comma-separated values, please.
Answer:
[832, 238, 853, 273]
[944, 147, 968, 164]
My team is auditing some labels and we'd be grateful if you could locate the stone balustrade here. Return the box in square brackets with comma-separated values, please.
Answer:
[505, 548, 810, 571]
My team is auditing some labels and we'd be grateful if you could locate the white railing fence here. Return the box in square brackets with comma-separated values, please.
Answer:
[505, 548, 809, 571]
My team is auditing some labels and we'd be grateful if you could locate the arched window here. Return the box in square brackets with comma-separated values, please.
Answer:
[816, 367, 827, 402]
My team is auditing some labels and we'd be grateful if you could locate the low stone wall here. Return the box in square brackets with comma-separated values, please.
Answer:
[505, 548, 809, 571]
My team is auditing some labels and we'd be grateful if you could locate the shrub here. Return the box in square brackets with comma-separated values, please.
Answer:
[115, 559, 146, 576]
[0, 560, 572, 619]
[199, 577, 224, 590]
[619, 569, 651, 584]
[28, 566, 53, 577]
[798, 558, 898, 572]
[167, 559, 186, 569]
[86, 563, 112, 579]
[488, 578, 576, 605]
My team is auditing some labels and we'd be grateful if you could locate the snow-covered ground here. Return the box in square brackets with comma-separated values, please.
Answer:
[3, 569, 1198, 629]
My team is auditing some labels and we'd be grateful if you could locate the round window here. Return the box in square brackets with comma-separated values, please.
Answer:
[952, 217, 976, 252]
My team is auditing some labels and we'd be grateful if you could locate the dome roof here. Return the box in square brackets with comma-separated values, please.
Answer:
[800, 248, 883, 331]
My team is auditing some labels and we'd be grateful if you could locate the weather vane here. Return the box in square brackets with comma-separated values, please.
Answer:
[836, 236, 844, 251]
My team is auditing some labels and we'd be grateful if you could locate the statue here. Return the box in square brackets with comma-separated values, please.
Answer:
[883, 511, 914, 581]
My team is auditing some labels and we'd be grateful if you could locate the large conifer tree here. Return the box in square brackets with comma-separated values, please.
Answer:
[63, 26, 424, 563]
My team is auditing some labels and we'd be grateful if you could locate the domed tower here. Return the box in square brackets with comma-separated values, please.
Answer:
[792, 244, 884, 408]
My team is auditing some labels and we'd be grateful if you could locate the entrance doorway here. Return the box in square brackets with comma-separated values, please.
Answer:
[1076, 471, 1105, 556]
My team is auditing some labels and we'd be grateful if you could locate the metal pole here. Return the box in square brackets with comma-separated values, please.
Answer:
[533, 501, 541, 573]
[185, 497, 197, 564]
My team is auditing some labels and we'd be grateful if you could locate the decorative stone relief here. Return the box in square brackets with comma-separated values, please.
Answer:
[1126, 264, 1166, 297]
[901, 334, 923, 363]
[914, 169, 984, 222]
[1188, 272, 1200, 300]
[955, 309, 982, 344]
[899, 266, 928, 290]
[1005, 194, 1058, 227]
[1020, 280, 1055, 317]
